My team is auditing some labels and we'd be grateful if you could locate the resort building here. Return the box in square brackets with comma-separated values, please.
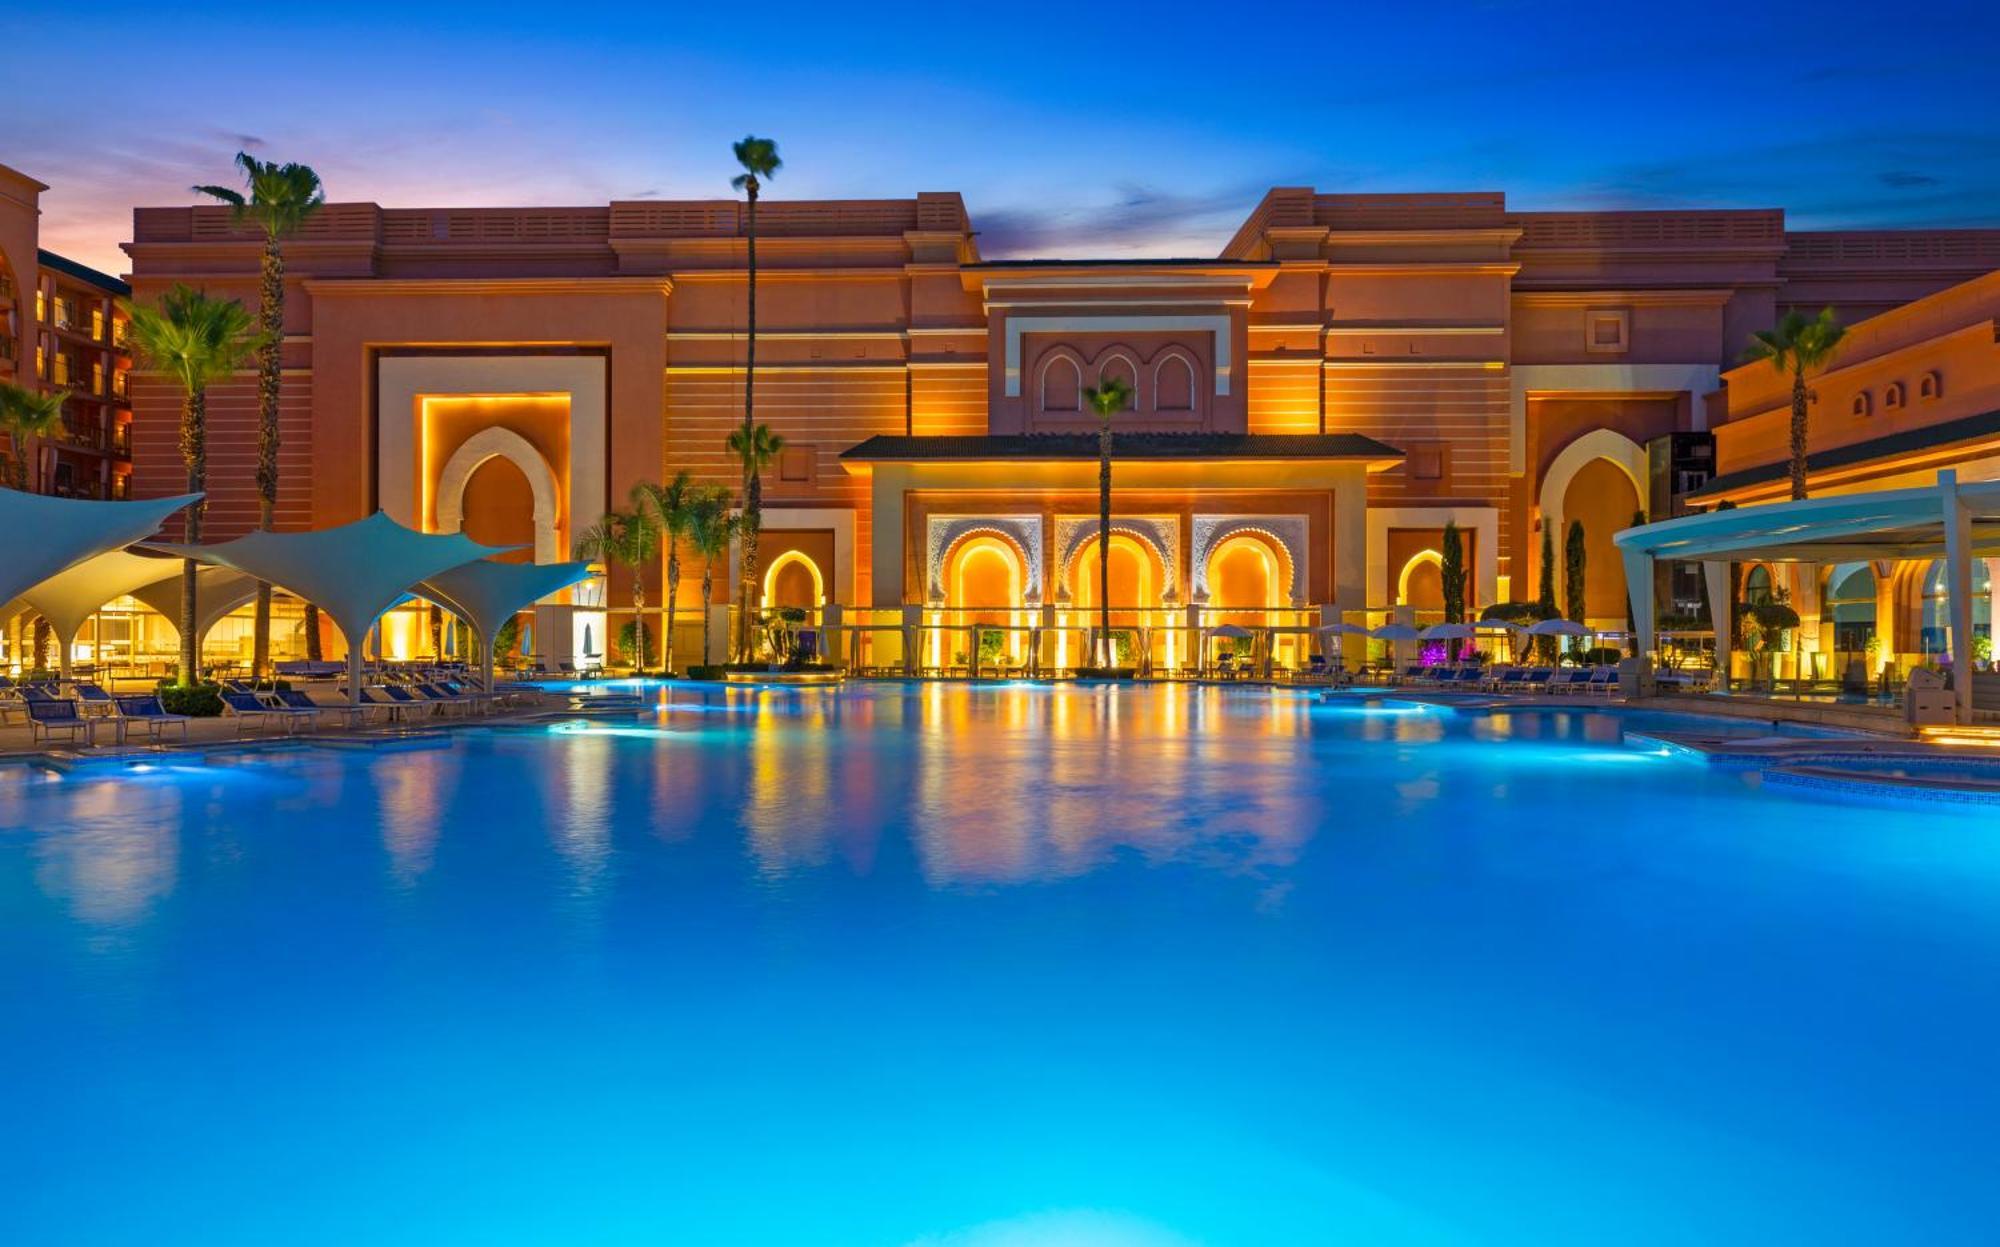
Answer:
[1, 163, 135, 503]
[102, 183, 2000, 673]
[1694, 266, 2000, 682]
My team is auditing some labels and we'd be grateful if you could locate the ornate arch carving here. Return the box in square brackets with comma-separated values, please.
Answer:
[925, 516, 1044, 605]
[1053, 515, 1180, 603]
[1189, 515, 1308, 605]
[434, 426, 562, 564]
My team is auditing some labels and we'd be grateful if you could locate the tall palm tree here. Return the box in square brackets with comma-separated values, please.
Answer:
[0, 381, 70, 491]
[725, 421, 785, 658]
[730, 136, 781, 657]
[124, 284, 261, 685]
[1083, 376, 1133, 667]
[1742, 307, 1846, 501]
[195, 153, 325, 678]
[573, 506, 661, 669]
[688, 486, 741, 670]
[633, 471, 700, 677]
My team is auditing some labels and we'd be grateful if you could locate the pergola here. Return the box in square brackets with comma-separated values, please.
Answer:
[1616, 470, 2000, 723]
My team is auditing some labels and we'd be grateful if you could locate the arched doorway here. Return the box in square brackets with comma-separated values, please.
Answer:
[1068, 531, 1166, 668]
[763, 549, 825, 611]
[1824, 562, 1876, 667]
[1919, 557, 1992, 663]
[944, 534, 1027, 668]
[1208, 533, 1289, 669]
[433, 426, 561, 564]
[1397, 550, 1443, 609]
[1559, 457, 1643, 626]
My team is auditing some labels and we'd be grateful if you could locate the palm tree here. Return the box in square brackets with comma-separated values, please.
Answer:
[124, 284, 261, 685]
[688, 486, 741, 670]
[1083, 376, 1133, 667]
[632, 471, 700, 676]
[573, 507, 661, 670]
[730, 136, 782, 657]
[0, 381, 70, 491]
[195, 153, 325, 678]
[1742, 307, 1846, 501]
[725, 421, 784, 658]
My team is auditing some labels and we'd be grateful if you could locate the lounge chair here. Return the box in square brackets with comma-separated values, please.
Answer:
[221, 689, 314, 734]
[25, 697, 90, 745]
[369, 684, 433, 718]
[1520, 668, 1554, 691]
[413, 682, 472, 714]
[358, 687, 419, 723]
[1585, 666, 1620, 696]
[1487, 667, 1527, 692]
[72, 682, 118, 717]
[115, 694, 191, 742]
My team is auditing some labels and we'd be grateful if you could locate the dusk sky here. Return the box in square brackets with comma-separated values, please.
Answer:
[13, 0, 1999, 275]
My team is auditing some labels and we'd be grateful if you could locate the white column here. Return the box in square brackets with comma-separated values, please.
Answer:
[1622, 549, 1656, 661]
[1704, 561, 1733, 690]
[1941, 470, 1975, 724]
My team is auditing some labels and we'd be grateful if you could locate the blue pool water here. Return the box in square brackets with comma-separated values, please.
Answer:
[4, 684, 1995, 1245]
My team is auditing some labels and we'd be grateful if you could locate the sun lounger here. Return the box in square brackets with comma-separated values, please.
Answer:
[115, 694, 191, 742]
[25, 697, 90, 745]
[358, 687, 419, 723]
[221, 690, 314, 734]
[71, 682, 118, 717]
[413, 682, 472, 714]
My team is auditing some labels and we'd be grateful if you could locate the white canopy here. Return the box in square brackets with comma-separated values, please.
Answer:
[1317, 621, 1370, 635]
[0, 491, 199, 614]
[1420, 622, 1476, 641]
[1371, 622, 1421, 641]
[1208, 623, 1255, 639]
[419, 558, 594, 690]
[147, 511, 515, 699]
[1615, 469, 1997, 722]
[17, 549, 181, 677]
[1525, 618, 1588, 637]
[130, 566, 263, 648]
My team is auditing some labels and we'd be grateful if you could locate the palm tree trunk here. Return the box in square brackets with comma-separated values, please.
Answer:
[701, 569, 714, 668]
[738, 186, 760, 662]
[664, 552, 680, 676]
[633, 581, 647, 669]
[303, 602, 322, 660]
[252, 234, 284, 677]
[179, 388, 206, 685]
[1098, 415, 1112, 666]
[1788, 366, 1809, 501]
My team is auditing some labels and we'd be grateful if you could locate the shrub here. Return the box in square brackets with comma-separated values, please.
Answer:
[686, 664, 727, 680]
[1481, 600, 1554, 625]
[156, 681, 224, 717]
[617, 620, 654, 667]
[1580, 646, 1623, 667]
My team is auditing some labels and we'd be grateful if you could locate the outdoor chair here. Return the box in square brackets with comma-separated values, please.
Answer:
[71, 682, 118, 717]
[414, 683, 472, 714]
[25, 697, 90, 745]
[114, 694, 191, 743]
[221, 690, 313, 734]
[358, 687, 418, 723]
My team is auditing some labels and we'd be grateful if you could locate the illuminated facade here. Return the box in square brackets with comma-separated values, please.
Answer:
[1696, 268, 2000, 680]
[119, 185, 2000, 670]
[1, 163, 134, 502]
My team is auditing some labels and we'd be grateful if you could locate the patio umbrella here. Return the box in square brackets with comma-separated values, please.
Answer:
[1210, 623, 1254, 639]
[1370, 623, 1421, 641]
[1316, 621, 1370, 635]
[1419, 622, 1476, 641]
[1525, 618, 1588, 637]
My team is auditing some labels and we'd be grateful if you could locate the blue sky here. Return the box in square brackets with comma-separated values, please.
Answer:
[12, 1, 1999, 274]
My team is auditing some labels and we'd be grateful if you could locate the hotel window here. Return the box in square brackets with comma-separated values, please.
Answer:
[92, 362, 104, 394]
[91, 308, 104, 340]
[35, 290, 45, 322]
[1884, 381, 1905, 410]
[1920, 371, 1942, 401]
[1584, 309, 1629, 354]
[1852, 391, 1872, 417]
[1407, 446, 1446, 481]
[778, 445, 816, 484]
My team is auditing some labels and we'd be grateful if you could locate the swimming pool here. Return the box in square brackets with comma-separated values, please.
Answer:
[4, 684, 1994, 1245]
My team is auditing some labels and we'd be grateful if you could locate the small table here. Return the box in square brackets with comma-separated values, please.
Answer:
[84, 717, 127, 747]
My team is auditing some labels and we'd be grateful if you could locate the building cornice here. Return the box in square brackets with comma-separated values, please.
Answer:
[302, 276, 674, 296]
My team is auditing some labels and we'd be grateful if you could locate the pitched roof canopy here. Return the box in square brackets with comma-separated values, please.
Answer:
[0, 491, 200, 611]
[1615, 473, 2000, 565]
[146, 511, 516, 646]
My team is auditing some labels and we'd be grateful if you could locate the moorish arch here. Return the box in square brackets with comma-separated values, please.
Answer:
[762, 549, 826, 610]
[1189, 516, 1306, 604]
[926, 517, 1044, 605]
[434, 426, 562, 564]
[1054, 516, 1179, 605]
[1066, 531, 1169, 629]
[1397, 549, 1444, 609]
[944, 533, 1028, 627]
[1537, 427, 1648, 539]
